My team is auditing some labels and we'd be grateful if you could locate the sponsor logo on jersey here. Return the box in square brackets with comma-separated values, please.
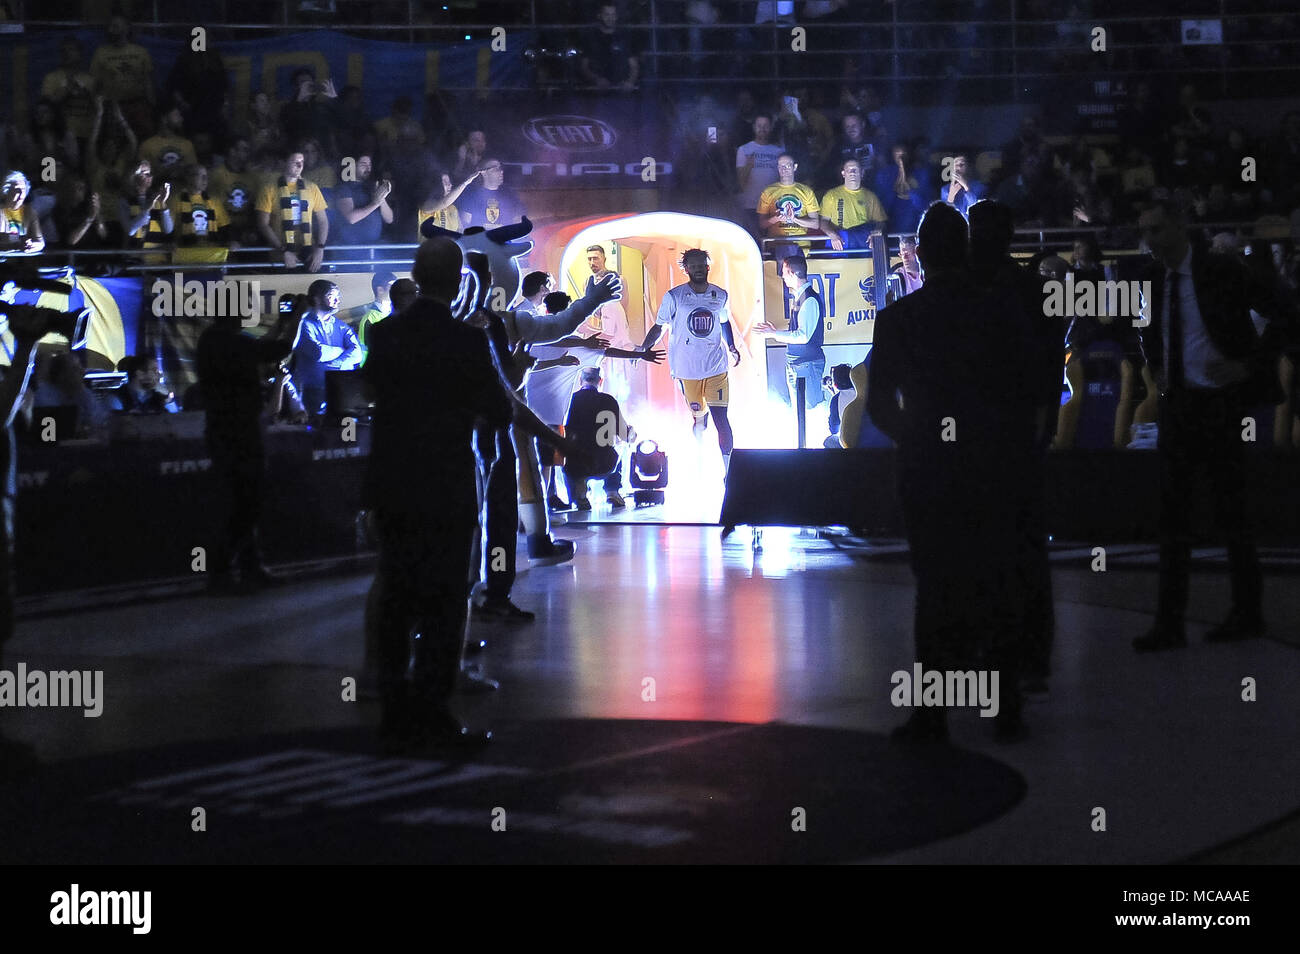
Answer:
[687, 306, 715, 338]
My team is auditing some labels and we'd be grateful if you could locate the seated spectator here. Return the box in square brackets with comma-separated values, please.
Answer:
[289, 279, 361, 418]
[820, 158, 886, 250]
[824, 363, 855, 448]
[417, 168, 479, 237]
[171, 164, 233, 252]
[458, 159, 526, 228]
[334, 154, 392, 247]
[255, 147, 329, 271]
[563, 366, 635, 511]
[137, 105, 197, 182]
[757, 153, 821, 258]
[940, 152, 984, 218]
[343, 270, 397, 356]
[112, 355, 178, 413]
[208, 136, 261, 246]
[53, 173, 108, 249]
[119, 160, 172, 251]
[1, 171, 46, 255]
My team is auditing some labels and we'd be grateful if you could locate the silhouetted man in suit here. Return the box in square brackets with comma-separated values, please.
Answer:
[868, 202, 1042, 742]
[362, 237, 512, 749]
[969, 199, 1062, 694]
[1133, 199, 1295, 651]
[197, 311, 295, 590]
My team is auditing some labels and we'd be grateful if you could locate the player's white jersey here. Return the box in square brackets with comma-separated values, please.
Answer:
[655, 282, 732, 380]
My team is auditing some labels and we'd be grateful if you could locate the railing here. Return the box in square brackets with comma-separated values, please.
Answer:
[12, 217, 1276, 278]
[9, 2, 1300, 99]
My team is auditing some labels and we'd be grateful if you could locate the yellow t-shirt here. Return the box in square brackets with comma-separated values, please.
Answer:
[254, 179, 327, 218]
[418, 205, 460, 237]
[820, 186, 887, 230]
[374, 116, 426, 146]
[208, 165, 261, 223]
[138, 135, 198, 177]
[3, 207, 27, 240]
[757, 181, 820, 237]
[89, 43, 153, 102]
[40, 68, 98, 139]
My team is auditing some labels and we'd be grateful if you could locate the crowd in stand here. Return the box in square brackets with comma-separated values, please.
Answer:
[673, 82, 1300, 256]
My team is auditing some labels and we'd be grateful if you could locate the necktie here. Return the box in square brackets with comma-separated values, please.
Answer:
[1166, 271, 1183, 391]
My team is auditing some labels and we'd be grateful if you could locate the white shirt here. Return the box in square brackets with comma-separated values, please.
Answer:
[736, 141, 784, 210]
[1163, 246, 1246, 389]
[524, 342, 603, 426]
[655, 282, 732, 380]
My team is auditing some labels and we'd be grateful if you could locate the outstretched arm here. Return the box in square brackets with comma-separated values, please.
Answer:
[512, 272, 623, 344]
[639, 323, 664, 352]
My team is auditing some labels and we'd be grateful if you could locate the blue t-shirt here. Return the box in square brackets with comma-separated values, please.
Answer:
[458, 184, 526, 229]
[336, 181, 385, 246]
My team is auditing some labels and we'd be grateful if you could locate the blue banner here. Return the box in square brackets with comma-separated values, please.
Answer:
[2, 28, 530, 124]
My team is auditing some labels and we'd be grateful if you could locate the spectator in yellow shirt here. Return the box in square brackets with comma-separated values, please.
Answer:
[757, 153, 820, 258]
[255, 149, 329, 272]
[820, 158, 887, 251]
[41, 38, 98, 145]
[138, 105, 197, 182]
[90, 15, 155, 137]
[417, 169, 479, 238]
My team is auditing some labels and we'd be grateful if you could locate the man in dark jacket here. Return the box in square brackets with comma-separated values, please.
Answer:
[197, 310, 294, 589]
[1132, 198, 1297, 651]
[867, 202, 1042, 742]
[362, 237, 513, 748]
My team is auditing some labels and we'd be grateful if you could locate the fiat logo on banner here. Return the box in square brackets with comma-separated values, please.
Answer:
[522, 115, 619, 152]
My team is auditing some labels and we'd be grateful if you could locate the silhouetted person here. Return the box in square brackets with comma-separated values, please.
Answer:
[0, 305, 45, 771]
[197, 311, 294, 590]
[563, 366, 634, 510]
[362, 238, 512, 749]
[1132, 199, 1296, 651]
[867, 202, 1041, 742]
[969, 199, 1060, 695]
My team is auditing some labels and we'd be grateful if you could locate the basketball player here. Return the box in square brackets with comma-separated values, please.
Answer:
[639, 248, 741, 474]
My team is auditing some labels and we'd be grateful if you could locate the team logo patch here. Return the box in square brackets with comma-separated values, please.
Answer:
[161, 149, 182, 167]
[775, 194, 803, 218]
[228, 188, 247, 212]
[687, 306, 714, 338]
[191, 209, 209, 234]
